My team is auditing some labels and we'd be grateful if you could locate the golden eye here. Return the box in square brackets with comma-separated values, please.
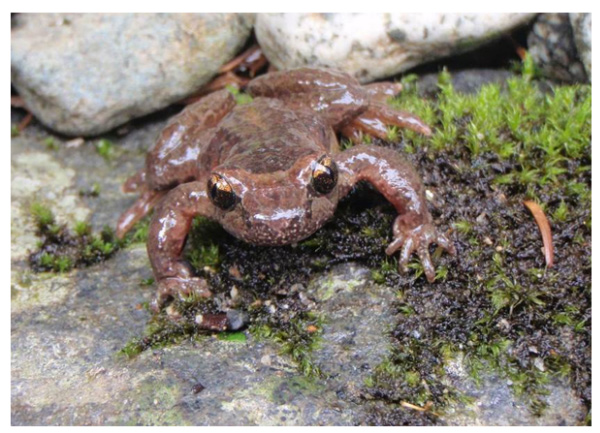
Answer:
[208, 174, 237, 211]
[312, 156, 338, 195]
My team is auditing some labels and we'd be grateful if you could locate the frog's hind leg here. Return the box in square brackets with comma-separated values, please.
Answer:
[145, 89, 236, 190]
[340, 82, 413, 142]
[116, 89, 235, 238]
[246, 68, 367, 127]
[183, 45, 268, 103]
[342, 101, 432, 140]
[116, 188, 168, 239]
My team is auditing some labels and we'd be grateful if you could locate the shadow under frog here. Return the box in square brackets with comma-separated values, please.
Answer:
[116, 68, 455, 312]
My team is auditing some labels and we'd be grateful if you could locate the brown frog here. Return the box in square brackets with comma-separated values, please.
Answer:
[116, 68, 455, 307]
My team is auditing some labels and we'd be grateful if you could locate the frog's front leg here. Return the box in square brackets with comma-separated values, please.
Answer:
[336, 145, 455, 282]
[146, 181, 217, 309]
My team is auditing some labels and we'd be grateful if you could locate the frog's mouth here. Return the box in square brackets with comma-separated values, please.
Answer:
[252, 207, 306, 223]
[243, 205, 314, 246]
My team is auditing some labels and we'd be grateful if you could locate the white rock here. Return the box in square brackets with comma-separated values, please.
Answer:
[256, 13, 535, 83]
[570, 13, 591, 79]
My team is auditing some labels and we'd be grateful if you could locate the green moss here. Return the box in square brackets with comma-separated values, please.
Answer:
[29, 203, 130, 273]
[74, 221, 92, 237]
[95, 138, 114, 160]
[391, 68, 591, 195]
[250, 311, 325, 377]
[217, 331, 247, 342]
[119, 311, 206, 359]
[79, 182, 101, 197]
[43, 137, 59, 151]
[30, 202, 56, 230]
[225, 84, 254, 105]
[140, 277, 155, 286]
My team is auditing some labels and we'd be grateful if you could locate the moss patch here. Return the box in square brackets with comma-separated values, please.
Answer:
[28, 203, 149, 273]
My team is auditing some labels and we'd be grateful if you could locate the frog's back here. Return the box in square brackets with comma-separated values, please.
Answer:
[210, 98, 334, 174]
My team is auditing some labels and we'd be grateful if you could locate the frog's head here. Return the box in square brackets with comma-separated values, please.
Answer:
[207, 153, 340, 245]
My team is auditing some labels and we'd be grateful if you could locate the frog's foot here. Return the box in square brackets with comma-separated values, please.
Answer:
[116, 188, 167, 239]
[182, 45, 267, 103]
[345, 102, 432, 140]
[152, 276, 213, 312]
[339, 123, 365, 145]
[122, 169, 147, 193]
[385, 217, 455, 282]
[218, 45, 268, 78]
[364, 82, 403, 103]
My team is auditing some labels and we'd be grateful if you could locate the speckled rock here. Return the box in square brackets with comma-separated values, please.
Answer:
[255, 13, 535, 83]
[11, 13, 254, 136]
[527, 13, 588, 83]
[569, 13, 591, 80]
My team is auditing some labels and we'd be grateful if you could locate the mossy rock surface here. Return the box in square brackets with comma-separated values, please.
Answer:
[11, 66, 590, 425]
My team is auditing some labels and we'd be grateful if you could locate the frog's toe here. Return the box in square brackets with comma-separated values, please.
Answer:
[385, 233, 405, 256]
[435, 232, 457, 256]
[152, 276, 213, 312]
[386, 221, 455, 282]
[116, 188, 167, 239]
[122, 169, 146, 193]
[417, 243, 436, 282]
[397, 237, 415, 274]
[364, 82, 403, 103]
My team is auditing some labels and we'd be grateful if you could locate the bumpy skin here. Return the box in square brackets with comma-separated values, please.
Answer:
[116, 68, 455, 308]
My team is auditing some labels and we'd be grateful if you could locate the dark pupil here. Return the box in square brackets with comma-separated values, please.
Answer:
[209, 175, 236, 210]
[313, 157, 338, 194]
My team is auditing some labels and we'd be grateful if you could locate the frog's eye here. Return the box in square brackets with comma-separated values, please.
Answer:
[312, 156, 338, 195]
[208, 174, 237, 211]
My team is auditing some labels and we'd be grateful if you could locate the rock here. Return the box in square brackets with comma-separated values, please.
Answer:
[11, 13, 254, 136]
[569, 13, 591, 79]
[255, 13, 535, 83]
[416, 69, 515, 96]
[527, 13, 588, 83]
[442, 354, 586, 426]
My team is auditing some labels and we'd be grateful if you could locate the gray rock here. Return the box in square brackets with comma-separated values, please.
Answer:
[255, 13, 535, 83]
[569, 13, 591, 80]
[416, 69, 516, 96]
[11, 13, 254, 136]
[527, 13, 588, 83]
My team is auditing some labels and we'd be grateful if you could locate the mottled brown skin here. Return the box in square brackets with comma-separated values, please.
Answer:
[116, 68, 455, 307]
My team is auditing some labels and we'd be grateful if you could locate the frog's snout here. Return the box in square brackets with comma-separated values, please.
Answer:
[239, 187, 314, 245]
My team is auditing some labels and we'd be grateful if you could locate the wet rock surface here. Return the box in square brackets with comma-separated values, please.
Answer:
[255, 13, 535, 83]
[11, 13, 254, 136]
[11, 64, 590, 426]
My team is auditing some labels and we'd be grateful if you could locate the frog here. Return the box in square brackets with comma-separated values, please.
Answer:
[116, 67, 455, 308]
